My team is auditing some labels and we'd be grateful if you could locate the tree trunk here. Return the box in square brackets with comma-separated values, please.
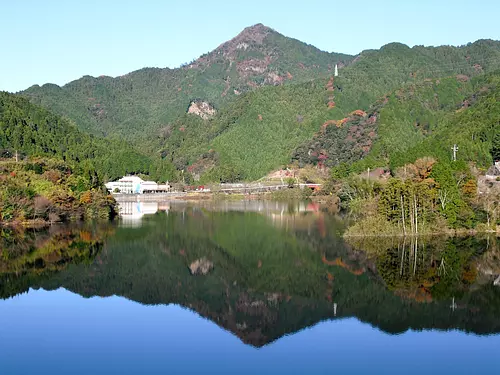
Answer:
[414, 195, 418, 235]
[400, 194, 406, 236]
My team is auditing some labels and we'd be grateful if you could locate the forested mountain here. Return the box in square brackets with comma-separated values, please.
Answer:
[157, 43, 500, 181]
[293, 72, 500, 174]
[17, 24, 500, 181]
[0, 92, 176, 182]
[22, 24, 352, 141]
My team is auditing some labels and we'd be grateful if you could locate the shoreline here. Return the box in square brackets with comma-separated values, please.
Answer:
[343, 230, 500, 238]
[343, 225, 500, 238]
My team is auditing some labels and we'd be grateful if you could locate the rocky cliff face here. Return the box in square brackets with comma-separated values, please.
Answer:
[187, 100, 216, 120]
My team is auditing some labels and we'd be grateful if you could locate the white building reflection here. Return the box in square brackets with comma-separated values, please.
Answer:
[118, 201, 170, 227]
[116, 198, 325, 229]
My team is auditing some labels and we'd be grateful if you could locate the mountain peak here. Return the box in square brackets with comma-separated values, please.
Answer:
[215, 23, 275, 54]
[240, 23, 274, 36]
[187, 23, 277, 70]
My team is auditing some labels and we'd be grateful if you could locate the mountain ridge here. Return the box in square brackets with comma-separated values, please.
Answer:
[22, 34, 500, 90]
[17, 25, 500, 181]
[22, 23, 352, 141]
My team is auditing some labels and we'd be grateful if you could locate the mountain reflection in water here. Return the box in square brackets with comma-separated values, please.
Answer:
[1, 200, 499, 373]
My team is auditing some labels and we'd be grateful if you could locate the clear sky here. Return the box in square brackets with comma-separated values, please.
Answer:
[1, 0, 499, 92]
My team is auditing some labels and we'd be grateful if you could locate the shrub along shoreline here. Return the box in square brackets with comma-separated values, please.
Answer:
[1, 158, 117, 227]
[335, 157, 499, 238]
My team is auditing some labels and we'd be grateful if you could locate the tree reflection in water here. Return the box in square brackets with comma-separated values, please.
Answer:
[1, 202, 499, 346]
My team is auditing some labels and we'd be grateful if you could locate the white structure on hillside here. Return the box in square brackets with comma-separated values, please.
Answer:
[105, 176, 165, 194]
[486, 161, 500, 179]
[334, 64, 339, 77]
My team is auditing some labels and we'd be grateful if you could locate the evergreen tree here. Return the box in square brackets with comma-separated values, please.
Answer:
[492, 132, 500, 161]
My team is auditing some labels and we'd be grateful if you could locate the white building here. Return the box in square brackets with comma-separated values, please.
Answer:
[105, 176, 159, 194]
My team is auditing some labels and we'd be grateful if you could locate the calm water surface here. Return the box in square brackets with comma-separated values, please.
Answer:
[1, 200, 499, 374]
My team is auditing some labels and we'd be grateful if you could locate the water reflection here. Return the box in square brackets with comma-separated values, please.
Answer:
[348, 236, 500, 303]
[0, 224, 109, 299]
[117, 200, 169, 226]
[1, 201, 500, 346]
[115, 198, 321, 219]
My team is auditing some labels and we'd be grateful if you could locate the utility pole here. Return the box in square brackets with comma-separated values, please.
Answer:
[451, 144, 458, 162]
[15, 150, 18, 162]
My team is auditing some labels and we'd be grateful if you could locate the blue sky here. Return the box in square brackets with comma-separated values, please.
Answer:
[1, 0, 499, 92]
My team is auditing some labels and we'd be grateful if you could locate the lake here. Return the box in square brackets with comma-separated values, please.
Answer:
[1, 199, 499, 374]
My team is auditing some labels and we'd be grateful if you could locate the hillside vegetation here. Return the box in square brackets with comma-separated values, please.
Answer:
[0, 158, 116, 225]
[0, 92, 176, 182]
[295, 72, 500, 173]
[22, 24, 352, 141]
[0, 92, 177, 226]
[15, 24, 500, 182]
[159, 42, 500, 181]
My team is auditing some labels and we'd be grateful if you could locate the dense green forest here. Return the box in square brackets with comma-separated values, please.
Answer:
[295, 72, 500, 172]
[22, 24, 352, 141]
[0, 93, 175, 226]
[0, 92, 177, 182]
[156, 48, 500, 181]
[209, 42, 500, 180]
[18, 23, 500, 182]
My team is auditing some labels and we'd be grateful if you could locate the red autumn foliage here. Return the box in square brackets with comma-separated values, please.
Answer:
[325, 76, 334, 91]
[350, 109, 368, 117]
[80, 231, 93, 242]
[366, 115, 377, 124]
[337, 118, 349, 127]
[318, 153, 328, 161]
[321, 256, 365, 275]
